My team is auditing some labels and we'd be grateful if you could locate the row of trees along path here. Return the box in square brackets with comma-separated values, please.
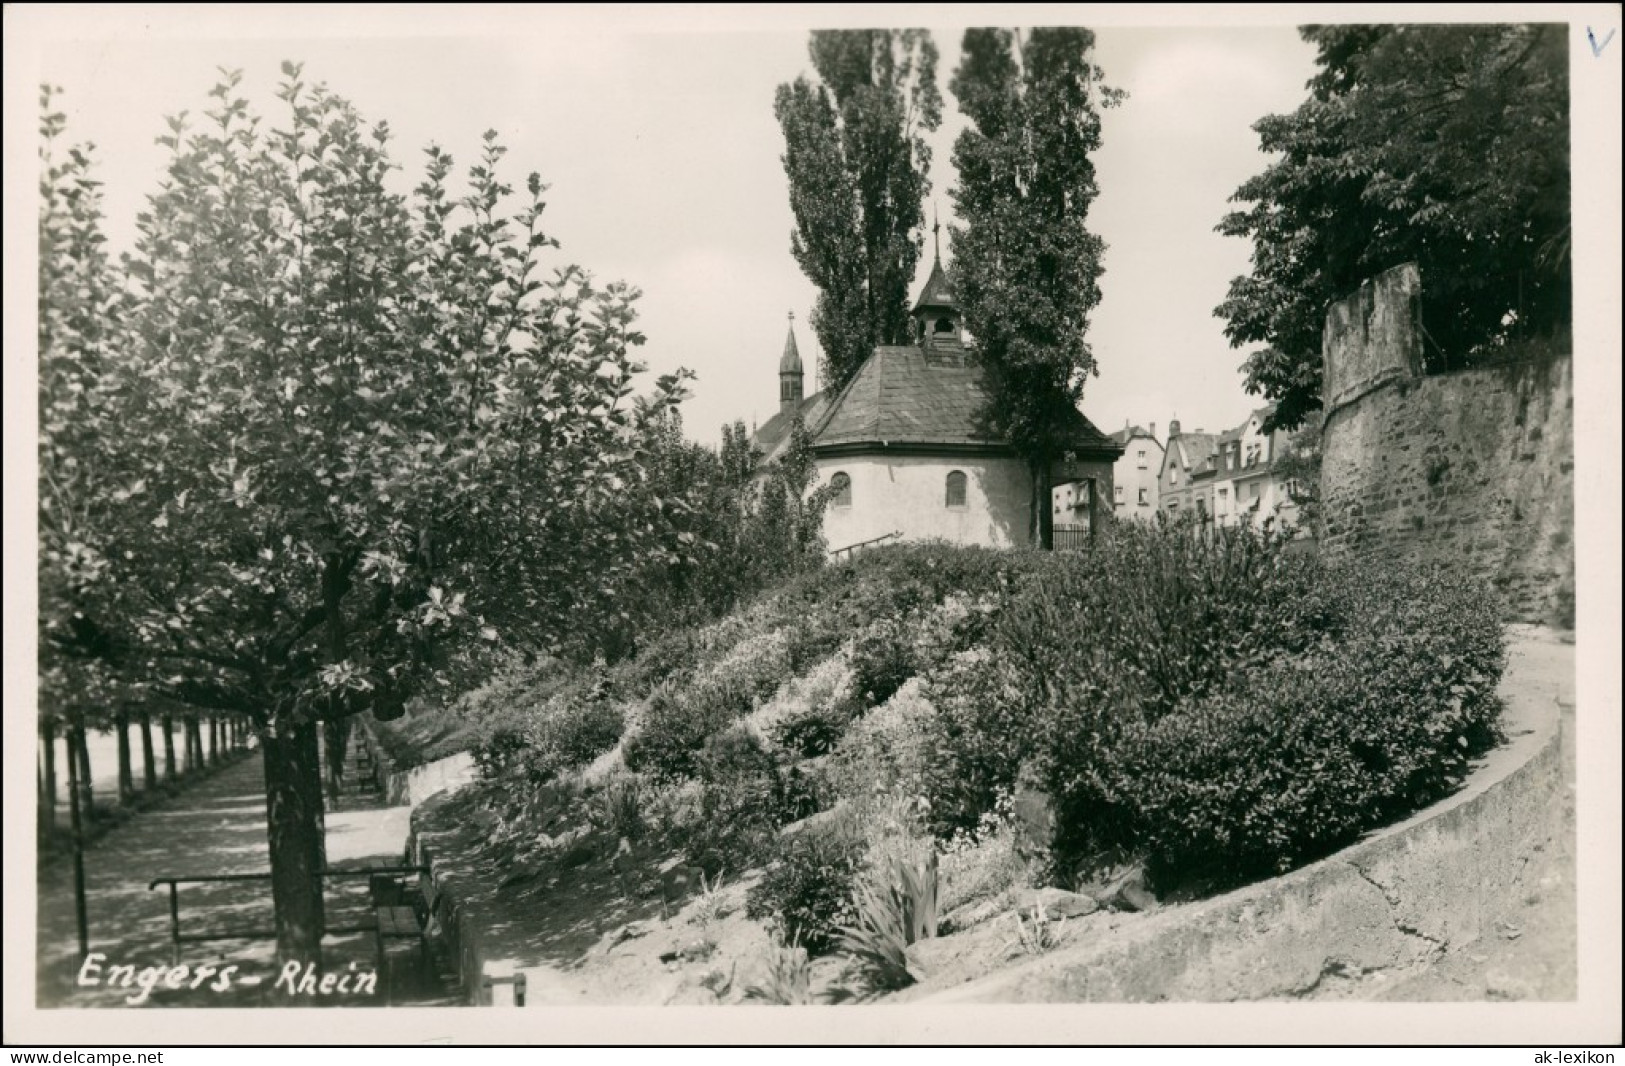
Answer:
[38, 712, 252, 843]
[36, 732, 455, 1007]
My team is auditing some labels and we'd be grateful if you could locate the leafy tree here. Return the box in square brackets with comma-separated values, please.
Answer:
[742, 415, 833, 584]
[37, 84, 147, 827]
[1272, 419, 1323, 538]
[948, 28, 1121, 548]
[42, 67, 689, 963]
[1216, 24, 1571, 432]
[775, 30, 942, 392]
[626, 415, 832, 634]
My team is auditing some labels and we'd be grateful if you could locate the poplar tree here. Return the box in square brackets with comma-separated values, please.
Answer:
[775, 30, 942, 391]
[949, 28, 1120, 548]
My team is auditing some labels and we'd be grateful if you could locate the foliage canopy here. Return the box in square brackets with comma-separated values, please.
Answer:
[1216, 24, 1571, 431]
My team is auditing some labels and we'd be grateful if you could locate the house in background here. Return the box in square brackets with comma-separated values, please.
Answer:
[1084, 423, 1162, 521]
[1211, 426, 1243, 526]
[1230, 405, 1300, 529]
[756, 257, 1122, 552]
[1157, 419, 1217, 521]
[1153, 406, 1303, 530]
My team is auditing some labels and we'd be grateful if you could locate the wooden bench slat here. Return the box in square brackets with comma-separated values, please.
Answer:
[377, 905, 421, 937]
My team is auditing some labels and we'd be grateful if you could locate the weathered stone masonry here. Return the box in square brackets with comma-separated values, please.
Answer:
[1318, 263, 1575, 625]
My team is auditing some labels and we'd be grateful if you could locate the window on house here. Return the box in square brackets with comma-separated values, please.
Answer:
[1250, 482, 1260, 499]
[831, 471, 852, 508]
[945, 470, 967, 508]
[1138, 487, 1149, 505]
[1137, 449, 1147, 469]
[1170, 465, 1179, 485]
[1114, 484, 1124, 501]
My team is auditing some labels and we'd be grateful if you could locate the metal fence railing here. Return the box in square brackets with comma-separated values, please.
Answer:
[1052, 524, 1092, 551]
[828, 530, 903, 561]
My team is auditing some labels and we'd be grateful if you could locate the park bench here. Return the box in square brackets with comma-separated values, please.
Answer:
[148, 864, 431, 967]
[367, 860, 440, 977]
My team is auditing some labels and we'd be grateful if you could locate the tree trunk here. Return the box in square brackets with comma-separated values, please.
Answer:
[116, 709, 136, 804]
[162, 715, 177, 783]
[208, 716, 220, 766]
[263, 720, 327, 967]
[322, 719, 349, 804]
[72, 723, 94, 823]
[184, 719, 201, 774]
[140, 713, 158, 793]
[40, 719, 58, 834]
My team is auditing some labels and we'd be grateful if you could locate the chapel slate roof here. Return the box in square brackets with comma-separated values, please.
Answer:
[808, 342, 1118, 457]
[753, 391, 831, 465]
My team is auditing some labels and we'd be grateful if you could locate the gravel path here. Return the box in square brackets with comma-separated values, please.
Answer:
[35, 748, 445, 1008]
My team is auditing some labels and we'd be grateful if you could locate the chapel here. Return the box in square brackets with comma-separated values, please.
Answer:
[753, 255, 1121, 551]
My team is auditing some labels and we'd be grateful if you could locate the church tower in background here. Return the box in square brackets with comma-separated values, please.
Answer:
[779, 310, 804, 413]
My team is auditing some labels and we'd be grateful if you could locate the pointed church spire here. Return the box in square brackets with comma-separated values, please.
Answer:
[932, 200, 941, 263]
[779, 310, 804, 412]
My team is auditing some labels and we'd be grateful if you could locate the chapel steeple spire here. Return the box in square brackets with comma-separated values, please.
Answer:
[911, 212, 961, 348]
[779, 309, 804, 413]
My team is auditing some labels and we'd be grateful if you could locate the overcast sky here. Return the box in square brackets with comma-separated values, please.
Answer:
[19, 8, 1327, 445]
[15, 5, 1616, 449]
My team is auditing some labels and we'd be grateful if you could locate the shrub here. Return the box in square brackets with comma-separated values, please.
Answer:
[746, 826, 867, 956]
[522, 691, 626, 782]
[849, 617, 918, 709]
[938, 800, 1030, 917]
[771, 695, 860, 758]
[825, 678, 937, 803]
[920, 519, 1327, 839]
[834, 851, 939, 995]
[622, 685, 732, 779]
[624, 631, 794, 779]
[588, 774, 646, 843]
[772, 762, 830, 824]
[678, 727, 787, 874]
[1041, 558, 1506, 888]
[919, 647, 1036, 837]
[606, 629, 701, 702]
[466, 659, 625, 785]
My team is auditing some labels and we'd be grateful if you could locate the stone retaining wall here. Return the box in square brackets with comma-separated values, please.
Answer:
[1318, 263, 1574, 625]
[355, 715, 476, 808]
